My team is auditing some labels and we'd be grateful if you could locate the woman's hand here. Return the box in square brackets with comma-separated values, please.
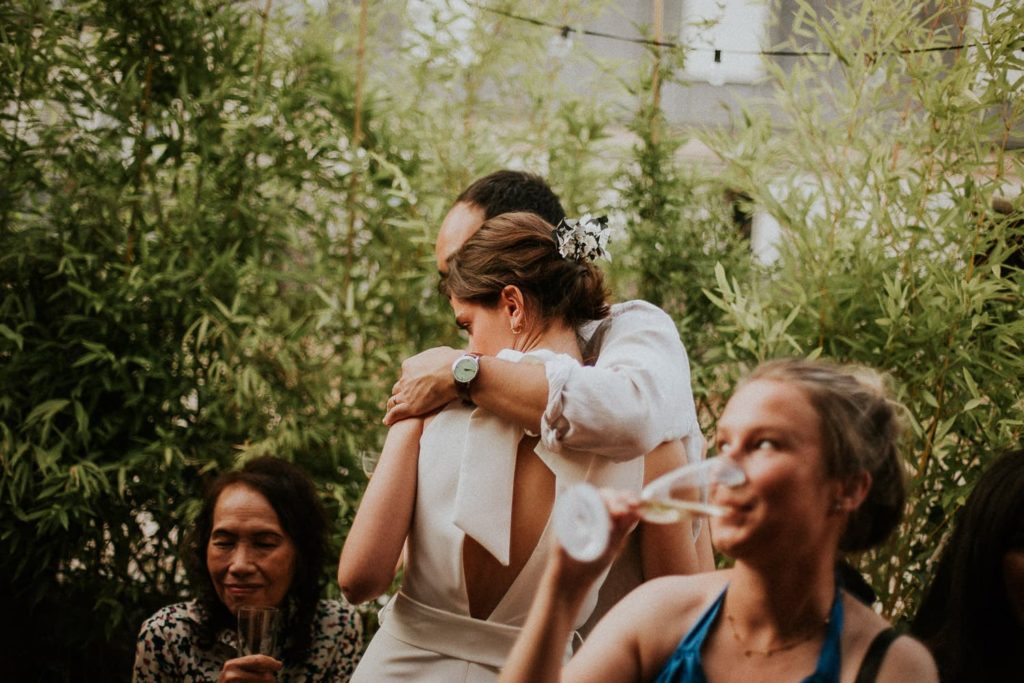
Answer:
[217, 654, 283, 682]
[550, 489, 641, 605]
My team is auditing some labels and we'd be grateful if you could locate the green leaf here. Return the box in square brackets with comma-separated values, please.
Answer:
[963, 398, 986, 411]
[0, 324, 24, 350]
[25, 399, 70, 427]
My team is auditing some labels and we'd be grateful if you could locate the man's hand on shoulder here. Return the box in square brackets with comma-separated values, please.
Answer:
[384, 346, 463, 425]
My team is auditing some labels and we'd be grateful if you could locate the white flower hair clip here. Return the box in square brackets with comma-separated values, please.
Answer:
[554, 214, 612, 263]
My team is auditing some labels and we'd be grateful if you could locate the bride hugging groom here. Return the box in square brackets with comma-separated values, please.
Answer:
[338, 170, 709, 681]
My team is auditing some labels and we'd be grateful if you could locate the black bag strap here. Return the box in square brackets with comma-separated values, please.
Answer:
[854, 627, 898, 683]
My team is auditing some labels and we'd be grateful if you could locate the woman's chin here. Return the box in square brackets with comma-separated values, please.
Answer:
[710, 530, 737, 556]
[710, 521, 755, 559]
[222, 593, 262, 615]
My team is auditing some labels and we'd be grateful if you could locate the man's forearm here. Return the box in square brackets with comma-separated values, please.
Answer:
[385, 347, 549, 431]
[469, 357, 548, 434]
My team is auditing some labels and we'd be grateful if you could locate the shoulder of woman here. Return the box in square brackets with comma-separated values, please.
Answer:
[873, 635, 939, 683]
[598, 572, 728, 676]
[840, 596, 938, 683]
[841, 592, 888, 628]
[309, 600, 364, 666]
[839, 594, 888, 653]
[624, 571, 729, 623]
[139, 601, 195, 634]
[316, 599, 362, 630]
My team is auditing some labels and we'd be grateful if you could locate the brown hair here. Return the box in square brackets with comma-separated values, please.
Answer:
[911, 448, 1024, 681]
[745, 358, 907, 552]
[442, 211, 609, 329]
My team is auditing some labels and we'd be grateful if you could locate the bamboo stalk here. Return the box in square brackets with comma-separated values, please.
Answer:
[651, 0, 664, 143]
[127, 42, 156, 265]
[352, 0, 368, 151]
[343, 0, 369, 296]
[254, 0, 273, 83]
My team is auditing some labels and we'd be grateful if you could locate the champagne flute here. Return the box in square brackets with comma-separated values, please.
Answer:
[552, 457, 746, 562]
[358, 449, 381, 477]
[237, 605, 280, 657]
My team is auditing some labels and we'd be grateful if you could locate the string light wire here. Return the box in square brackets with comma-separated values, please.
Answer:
[470, 2, 994, 58]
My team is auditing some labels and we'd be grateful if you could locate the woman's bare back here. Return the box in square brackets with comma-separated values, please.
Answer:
[463, 435, 555, 619]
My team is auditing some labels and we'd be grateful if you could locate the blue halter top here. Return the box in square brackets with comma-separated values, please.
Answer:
[653, 584, 844, 683]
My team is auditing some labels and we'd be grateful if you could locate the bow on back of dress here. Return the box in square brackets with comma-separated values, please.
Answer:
[452, 349, 596, 567]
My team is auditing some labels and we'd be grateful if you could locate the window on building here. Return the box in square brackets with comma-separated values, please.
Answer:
[680, 0, 768, 86]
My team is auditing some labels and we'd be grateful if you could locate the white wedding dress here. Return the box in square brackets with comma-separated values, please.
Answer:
[352, 350, 643, 682]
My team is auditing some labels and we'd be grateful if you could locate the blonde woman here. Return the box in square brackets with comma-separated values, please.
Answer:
[501, 359, 938, 683]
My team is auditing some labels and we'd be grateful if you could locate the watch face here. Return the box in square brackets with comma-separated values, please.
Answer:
[453, 356, 479, 383]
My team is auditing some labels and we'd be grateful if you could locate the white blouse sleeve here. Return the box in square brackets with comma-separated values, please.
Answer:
[540, 300, 701, 462]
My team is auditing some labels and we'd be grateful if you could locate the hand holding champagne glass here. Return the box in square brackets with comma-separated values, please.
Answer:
[553, 457, 746, 561]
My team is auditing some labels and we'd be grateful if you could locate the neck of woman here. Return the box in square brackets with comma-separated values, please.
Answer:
[515, 319, 583, 361]
[724, 552, 838, 641]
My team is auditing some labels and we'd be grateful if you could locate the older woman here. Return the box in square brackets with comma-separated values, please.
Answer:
[338, 212, 701, 681]
[500, 359, 938, 683]
[133, 456, 362, 682]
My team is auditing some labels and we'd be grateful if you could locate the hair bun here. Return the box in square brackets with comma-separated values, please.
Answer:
[444, 212, 610, 328]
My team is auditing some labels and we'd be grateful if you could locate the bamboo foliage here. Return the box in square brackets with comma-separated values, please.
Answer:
[1, 1, 447, 677]
[690, 0, 1024, 615]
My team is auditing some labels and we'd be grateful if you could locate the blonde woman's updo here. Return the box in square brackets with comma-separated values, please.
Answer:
[442, 212, 610, 329]
[745, 358, 907, 552]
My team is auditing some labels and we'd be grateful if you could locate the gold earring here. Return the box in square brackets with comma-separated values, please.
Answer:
[511, 321, 522, 335]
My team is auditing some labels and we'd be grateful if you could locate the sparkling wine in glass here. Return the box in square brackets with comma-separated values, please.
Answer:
[237, 605, 280, 657]
[553, 457, 746, 562]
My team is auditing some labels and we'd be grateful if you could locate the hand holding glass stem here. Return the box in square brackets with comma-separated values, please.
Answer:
[553, 457, 746, 562]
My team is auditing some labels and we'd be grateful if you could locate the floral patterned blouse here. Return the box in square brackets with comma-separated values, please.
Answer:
[132, 599, 362, 682]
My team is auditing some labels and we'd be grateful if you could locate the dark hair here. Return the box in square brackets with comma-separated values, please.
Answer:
[442, 212, 609, 329]
[745, 358, 907, 552]
[184, 456, 328, 662]
[455, 170, 566, 227]
[911, 448, 1024, 682]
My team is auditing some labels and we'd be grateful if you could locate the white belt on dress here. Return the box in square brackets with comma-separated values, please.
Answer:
[379, 591, 573, 669]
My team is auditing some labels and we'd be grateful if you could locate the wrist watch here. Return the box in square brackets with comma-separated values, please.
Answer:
[451, 353, 482, 404]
